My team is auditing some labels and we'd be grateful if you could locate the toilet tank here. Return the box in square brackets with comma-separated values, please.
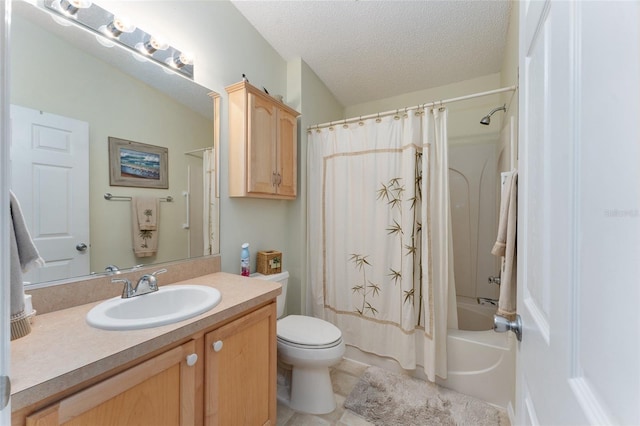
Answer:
[250, 271, 288, 318]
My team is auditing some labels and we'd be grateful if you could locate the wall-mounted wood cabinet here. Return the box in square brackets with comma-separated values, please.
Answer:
[226, 81, 300, 199]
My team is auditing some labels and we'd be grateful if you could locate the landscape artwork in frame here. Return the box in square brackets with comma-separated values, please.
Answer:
[108, 137, 169, 189]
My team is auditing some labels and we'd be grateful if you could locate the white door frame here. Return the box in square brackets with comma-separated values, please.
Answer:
[1, 0, 12, 422]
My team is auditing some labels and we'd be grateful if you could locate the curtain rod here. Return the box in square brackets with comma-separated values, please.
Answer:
[308, 85, 517, 131]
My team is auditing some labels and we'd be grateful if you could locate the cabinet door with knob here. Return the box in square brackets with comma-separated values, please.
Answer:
[227, 81, 300, 200]
[204, 303, 277, 426]
[25, 341, 199, 426]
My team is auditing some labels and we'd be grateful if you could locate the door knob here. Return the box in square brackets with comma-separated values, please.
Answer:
[212, 340, 223, 352]
[76, 243, 88, 252]
[494, 314, 523, 341]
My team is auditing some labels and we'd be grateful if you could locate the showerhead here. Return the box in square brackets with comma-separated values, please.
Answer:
[480, 104, 506, 125]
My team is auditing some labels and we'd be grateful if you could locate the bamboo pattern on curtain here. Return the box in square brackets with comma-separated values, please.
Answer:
[308, 108, 457, 381]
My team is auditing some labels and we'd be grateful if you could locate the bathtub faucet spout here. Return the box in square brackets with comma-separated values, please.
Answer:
[477, 297, 498, 306]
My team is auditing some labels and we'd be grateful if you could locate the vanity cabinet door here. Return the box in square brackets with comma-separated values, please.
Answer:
[204, 303, 277, 426]
[25, 341, 198, 426]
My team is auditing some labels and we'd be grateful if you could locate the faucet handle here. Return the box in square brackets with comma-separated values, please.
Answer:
[112, 278, 134, 298]
[152, 268, 168, 277]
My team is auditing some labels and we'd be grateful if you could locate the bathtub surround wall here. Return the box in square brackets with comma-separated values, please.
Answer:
[309, 107, 458, 382]
[448, 137, 500, 302]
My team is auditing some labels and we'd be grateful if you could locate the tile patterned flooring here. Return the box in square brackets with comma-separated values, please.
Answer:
[276, 358, 374, 426]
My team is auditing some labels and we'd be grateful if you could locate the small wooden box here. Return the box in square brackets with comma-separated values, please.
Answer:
[257, 250, 282, 275]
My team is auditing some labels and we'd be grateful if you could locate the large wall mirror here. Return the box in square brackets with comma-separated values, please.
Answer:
[10, 1, 220, 287]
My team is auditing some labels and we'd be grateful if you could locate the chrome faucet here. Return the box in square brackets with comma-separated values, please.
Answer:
[105, 264, 120, 274]
[112, 268, 167, 298]
[477, 297, 498, 306]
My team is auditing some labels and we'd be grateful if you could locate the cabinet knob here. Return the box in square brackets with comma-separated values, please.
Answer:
[212, 340, 223, 352]
[186, 353, 198, 367]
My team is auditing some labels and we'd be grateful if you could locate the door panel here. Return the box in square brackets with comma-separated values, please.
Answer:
[517, 1, 640, 424]
[248, 93, 277, 194]
[10, 105, 89, 283]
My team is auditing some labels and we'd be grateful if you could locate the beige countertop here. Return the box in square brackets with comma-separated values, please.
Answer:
[10, 272, 281, 412]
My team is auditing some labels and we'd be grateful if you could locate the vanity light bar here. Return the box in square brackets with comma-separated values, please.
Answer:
[43, 0, 194, 79]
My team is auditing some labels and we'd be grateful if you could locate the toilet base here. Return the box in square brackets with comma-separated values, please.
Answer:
[282, 365, 336, 415]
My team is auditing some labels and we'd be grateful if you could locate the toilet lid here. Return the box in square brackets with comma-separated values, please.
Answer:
[277, 315, 342, 347]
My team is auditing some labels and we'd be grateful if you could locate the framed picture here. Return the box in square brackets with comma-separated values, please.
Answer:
[108, 137, 169, 189]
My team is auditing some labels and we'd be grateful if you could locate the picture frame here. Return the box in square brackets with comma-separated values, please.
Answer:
[108, 137, 169, 189]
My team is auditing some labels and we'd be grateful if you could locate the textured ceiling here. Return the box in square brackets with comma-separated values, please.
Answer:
[231, 0, 512, 106]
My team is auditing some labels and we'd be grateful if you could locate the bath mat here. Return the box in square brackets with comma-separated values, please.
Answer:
[344, 366, 509, 426]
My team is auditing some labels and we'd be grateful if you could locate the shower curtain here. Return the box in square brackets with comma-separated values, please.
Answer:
[308, 108, 458, 381]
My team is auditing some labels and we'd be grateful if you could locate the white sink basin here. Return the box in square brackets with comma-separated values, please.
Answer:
[86, 285, 222, 331]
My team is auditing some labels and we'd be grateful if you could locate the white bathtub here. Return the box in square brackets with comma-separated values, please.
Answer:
[342, 296, 515, 411]
[456, 296, 497, 331]
[434, 296, 515, 410]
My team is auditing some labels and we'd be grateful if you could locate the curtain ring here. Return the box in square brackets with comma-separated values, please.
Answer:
[328, 121, 334, 131]
[358, 116, 364, 126]
[393, 109, 400, 120]
[343, 119, 349, 129]
[403, 107, 408, 118]
[375, 113, 381, 123]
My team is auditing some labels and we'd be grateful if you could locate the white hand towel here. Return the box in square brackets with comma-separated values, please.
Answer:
[10, 190, 44, 340]
[491, 171, 518, 321]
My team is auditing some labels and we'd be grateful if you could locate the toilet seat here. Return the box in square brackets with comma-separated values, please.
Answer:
[277, 336, 343, 350]
[277, 315, 342, 349]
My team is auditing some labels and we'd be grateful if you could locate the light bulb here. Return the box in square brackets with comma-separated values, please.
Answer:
[167, 52, 194, 69]
[135, 36, 170, 55]
[102, 16, 136, 38]
[58, 0, 92, 16]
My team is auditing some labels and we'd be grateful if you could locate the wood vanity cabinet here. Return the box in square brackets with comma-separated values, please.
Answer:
[226, 81, 300, 199]
[204, 303, 277, 425]
[19, 303, 277, 426]
[25, 341, 199, 426]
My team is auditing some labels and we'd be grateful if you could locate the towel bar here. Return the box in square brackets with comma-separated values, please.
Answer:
[104, 192, 173, 202]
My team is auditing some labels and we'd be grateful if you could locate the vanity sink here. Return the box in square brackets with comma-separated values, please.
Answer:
[86, 285, 222, 330]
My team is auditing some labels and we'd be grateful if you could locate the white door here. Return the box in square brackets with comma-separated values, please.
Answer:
[517, 1, 640, 425]
[10, 105, 90, 283]
[1, 2, 10, 421]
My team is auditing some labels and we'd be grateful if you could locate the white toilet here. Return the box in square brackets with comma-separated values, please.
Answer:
[251, 271, 345, 415]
